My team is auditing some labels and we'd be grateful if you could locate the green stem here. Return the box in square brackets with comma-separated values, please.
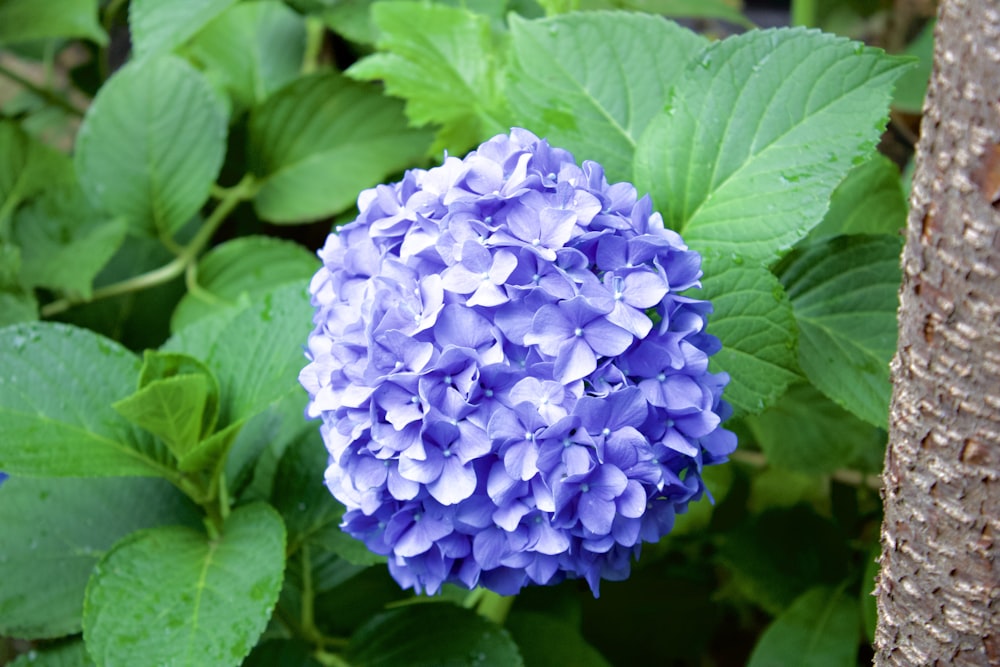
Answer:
[790, 0, 818, 27]
[302, 18, 326, 73]
[0, 63, 85, 118]
[474, 589, 515, 625]
[41, 174, 257, 318]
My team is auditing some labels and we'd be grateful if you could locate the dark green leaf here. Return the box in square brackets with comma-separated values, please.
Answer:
[83, 503, 286, 667]
[747, 586, 860, 667]
[778, 234, 902, 427]
[507, 12, 705, 182]
[171, 236, 319, 332]
[634, 28, 913, 263]
[0, 323, 172, 477]
[0, 0, 106, 46]
[206, 283, 314, 426]
[0, 121, 74, 229]
[74, 55, 228, 236]
[345, 603, 525, 667]
[695, 256, 800, 417]
[346, 2, 508, 154]
[745, 383, 885, 474]
[129, 0, 240, 60]
[892, 20, 934, 114]
[0, 477, 200, 639]
[9, 641, 94, 667]
[807, 154, 907, 241]
[244, 639, 322, 667]
[12, 183, 128, 299]
[506, 611, 610, 667]
[248, 71, 431, 223]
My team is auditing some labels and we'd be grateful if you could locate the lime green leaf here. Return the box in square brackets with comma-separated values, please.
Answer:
[13, 183, 127, 299]
[745, 383, 885, 474]
[75, 55, 228, 236]
[747, 586, 860, 667]
[0, 323, 172, 477]
[184, 1, 306, 114]
[808, 154, 907, 241]
[9, 641, 94, 667]
[506, 612, 610, 667]
[893, 20, 934, 114]
[346, 2, 508, 154]
[206, 284, 314, 426]
[171, 236, 319, 332]
[248, 71, 431, 223]
[129, 0, 240, 60]
[346, 603, 525, 666]
[0, 477, 200, 639]
[635, 28, 913, 264]
[84, 503, 286, 667]
[0, 121, 74, 229]
[112, 375, 210, 460]
[506, 13, 705, 182]
[778, 234, 902, 427]
[695, 256, 799, 417]
[0, 0, 106, 46]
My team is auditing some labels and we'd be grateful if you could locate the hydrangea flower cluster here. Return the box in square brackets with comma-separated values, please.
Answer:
[300, 129, 735, 596]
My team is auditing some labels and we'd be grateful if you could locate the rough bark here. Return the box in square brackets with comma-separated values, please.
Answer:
[874, 1, 1000, 665]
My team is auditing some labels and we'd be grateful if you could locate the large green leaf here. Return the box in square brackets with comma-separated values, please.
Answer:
[84, 503, 286, 667]
[74, 55, 228, 236]
[745, 383, 885, 474]
[0, 0, 106, 46]
[778, 234, 902, 427]
[0, 477, 200, 639]
[12, 183, 127, 299]
[129, 0, 240, 60]
[807, 154, 907, 241]
[345, 603, 525, 666]
[634, 28, 913, 263]
[171, 236, 319, 332]
[506, 612, 610, 667]
[184, 1, 307, 115]
[248, 71, 432, 223]
[695, 256, 800, 417]
[747, 586, 860, 667]
[0, 323, 172, 477]
[206, 283, 315, 426]
[506, 13, 705, 182]
[346, 1, 508, 154]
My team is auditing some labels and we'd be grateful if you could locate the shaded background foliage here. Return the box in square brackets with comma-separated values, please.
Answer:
[0, 0, 936, 665]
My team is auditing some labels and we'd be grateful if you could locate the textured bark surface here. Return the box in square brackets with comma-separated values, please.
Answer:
[874, 0, 1000, 665]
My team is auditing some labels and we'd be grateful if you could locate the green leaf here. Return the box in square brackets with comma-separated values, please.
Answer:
[112, 375, 210, 460]
[74, 55, 228, 236]
[162, 298, 249, 360]
[137, 351, 221, 435]
[507, 13, 705, 181]
[248, 71, 431, 223]
[12, 183, 128, 299]
[745, 383, 885, 474]
[0, 0, 106, 46]
[346, 2, 508, 154]
[0, 288, 38, 326]
[717, 507, 850, 615]
[807, 154, 907, 241]
[747, 586, 860, 667]
[0, 121, 74, 229]
[0, 323, 172, 477]
[892, 20, 934, 114]
[606, 0, 752, 28]
[206, 284, 314, 426]
[506, 612, 610, 667]
[345, 603, 525, 666]
[9, 641, 94, 667]
[129, 0, 240, 60]
[171, 236, 319, 332]
[184, 1, 307, 114]
[634, 28, 913, 264]
[695, 256, 799, 417]
[245, 639, 323, 667]
[84, 503, 286, 667]
[0, 477, 200, 639]
[778, 234, 902, 427]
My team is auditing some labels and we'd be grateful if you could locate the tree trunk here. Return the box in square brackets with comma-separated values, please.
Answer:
[874, 0, 1000, 664]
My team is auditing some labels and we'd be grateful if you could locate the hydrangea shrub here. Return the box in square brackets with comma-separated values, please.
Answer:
[300, 129, 736, 594]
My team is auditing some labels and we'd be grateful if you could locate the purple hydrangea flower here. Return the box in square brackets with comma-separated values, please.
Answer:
[300, 129, 735, 596]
